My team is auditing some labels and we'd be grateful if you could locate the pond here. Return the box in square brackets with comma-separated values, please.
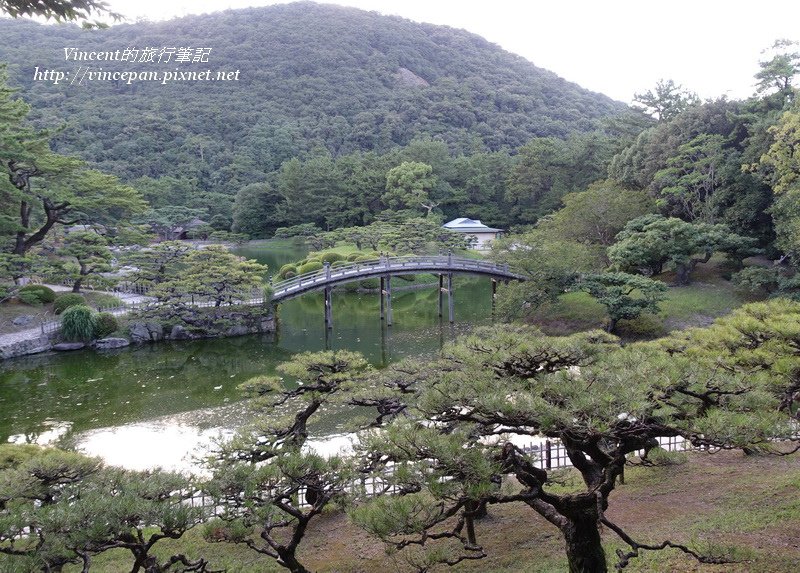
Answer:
[0, 241, 497, 471]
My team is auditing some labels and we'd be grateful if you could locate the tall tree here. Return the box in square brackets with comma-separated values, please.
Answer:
[608, 215, 758, 284]
[0, 69, 146, 259]
[231, 183, 285, 238]
[383, 161, 437, 216]
[653, 134, 726, 223]
[57, 230, 113, 292]
[632, 79, 699, 122]
[759, 101, 800, 261]
[505, 137, 569, 223]
[491, 230, 601, 318]
[538, 183, 655, 247]
[755, 39, 800, 99]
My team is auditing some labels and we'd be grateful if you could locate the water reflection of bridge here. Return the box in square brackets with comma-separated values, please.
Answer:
[271, 255, 526, 327]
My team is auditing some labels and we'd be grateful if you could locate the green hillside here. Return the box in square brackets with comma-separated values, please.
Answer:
[0, 2, 626, 185]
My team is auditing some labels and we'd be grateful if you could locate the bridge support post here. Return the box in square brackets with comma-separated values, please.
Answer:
[438, 274, 443, 318]
[324, 286, 333, 329]
[447, 273, 454, 323]
[386, 275, 393, 326]
[380, 276, 385, 320]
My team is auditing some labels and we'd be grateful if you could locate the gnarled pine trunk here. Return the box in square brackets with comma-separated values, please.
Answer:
[562, 511, 606, 573]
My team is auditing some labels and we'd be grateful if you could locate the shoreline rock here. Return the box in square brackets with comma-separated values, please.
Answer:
[53, 342, 85, 351]
[0, 334, 55, 360]
[1, 309, 276, 360]
[94, 337, 130, 350]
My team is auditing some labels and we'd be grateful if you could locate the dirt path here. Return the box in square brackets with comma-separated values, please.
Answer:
[0, 325, 46, 347]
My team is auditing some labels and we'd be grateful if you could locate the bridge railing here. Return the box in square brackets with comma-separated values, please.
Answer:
[271, 255, 518, 296]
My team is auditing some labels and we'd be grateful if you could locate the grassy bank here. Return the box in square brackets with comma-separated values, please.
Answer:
[528, 256, 755, 340]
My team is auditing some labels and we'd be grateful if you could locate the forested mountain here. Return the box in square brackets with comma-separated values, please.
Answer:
[0, 2, 636, 232]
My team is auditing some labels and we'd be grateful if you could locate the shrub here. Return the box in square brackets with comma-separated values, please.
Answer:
[93, 312, 118, 338]
[18, 290, 44, 306]
[346, 252, 365, 261]
[53, 293, 86, 314]
[615, 314, 666, 339]
[354, 255, 379, 263]
[17, 285, 56, 305]
[91, 293, 124, 309]
[732, 266, 782, 296]
[209, 230, 231, 242]
[331, 260, 347, 268]
[298, 261, 324, 275]
[61, 305, 98, 342]
[277, 264, 298, 280]
[320, 252, 344, 264]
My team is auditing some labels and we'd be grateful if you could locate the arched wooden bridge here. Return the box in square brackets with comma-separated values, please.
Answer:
[269, 255, 526, 326]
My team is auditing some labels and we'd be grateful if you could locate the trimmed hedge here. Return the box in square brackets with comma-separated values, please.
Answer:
[354, 255, 379, 263]
[94, 312, 119, 338]
[346, 252, 365, 261]
[298, 261, 324, 275]
[320, 252, 344, 264]
[18, 290, 44, 306]
[18, 285, 56, 305]
[53, 293, 86, 314]
[277, 264, 298, 280]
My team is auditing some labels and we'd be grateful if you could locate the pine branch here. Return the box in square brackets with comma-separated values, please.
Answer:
[600, 517, 734, 570]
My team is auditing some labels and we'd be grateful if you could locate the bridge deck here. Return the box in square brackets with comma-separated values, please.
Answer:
[271, 255, 524, 302]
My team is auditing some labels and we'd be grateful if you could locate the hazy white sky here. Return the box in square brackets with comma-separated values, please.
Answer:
[99, 1, 800, 102]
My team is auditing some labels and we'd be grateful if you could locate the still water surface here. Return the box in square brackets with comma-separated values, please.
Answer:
[0, 241, 495, 470]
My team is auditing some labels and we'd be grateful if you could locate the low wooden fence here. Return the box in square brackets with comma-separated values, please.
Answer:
[182, 435, 695, 517]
